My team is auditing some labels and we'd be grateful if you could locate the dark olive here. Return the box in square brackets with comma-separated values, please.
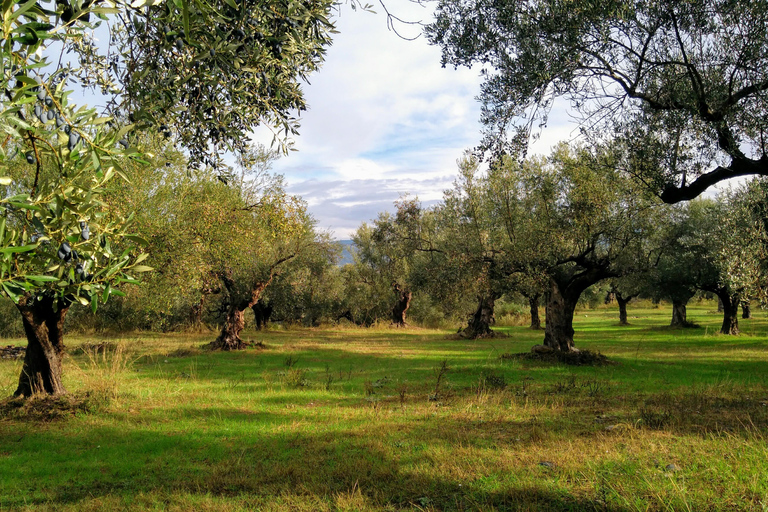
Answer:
[57, 242, 71, 260]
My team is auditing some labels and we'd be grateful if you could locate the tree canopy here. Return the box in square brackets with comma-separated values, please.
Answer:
[427, 0, 768, 203]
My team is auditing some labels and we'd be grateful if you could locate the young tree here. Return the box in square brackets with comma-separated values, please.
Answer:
[427, 1, 768, 203]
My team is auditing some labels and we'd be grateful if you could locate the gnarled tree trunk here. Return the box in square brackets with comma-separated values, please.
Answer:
[528, 294, 541, 330]
[251, 299, 273, 330]
[542, 278, 580, 352]
[460, 294, 496, 339]
[391, 282, 412, 327]
[742, 301, 752, 319]
[210, 274, 271, 350]
[718, 292, 740, 335]
[670, 300, 689, 327]
[15, 295, 71, 397]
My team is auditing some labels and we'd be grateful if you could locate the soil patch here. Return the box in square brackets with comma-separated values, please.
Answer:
[501, 349, 614, 366]
[0, 392, 107, 422]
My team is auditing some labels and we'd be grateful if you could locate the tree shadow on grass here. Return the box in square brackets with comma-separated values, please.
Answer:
[0, 410, 634, 511]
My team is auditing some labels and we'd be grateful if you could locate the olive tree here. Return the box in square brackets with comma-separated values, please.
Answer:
[0, 2, 148, 396]
[442, 143, 661, 351]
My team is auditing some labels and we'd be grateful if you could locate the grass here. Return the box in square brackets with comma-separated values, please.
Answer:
[0, 301, 767, 511]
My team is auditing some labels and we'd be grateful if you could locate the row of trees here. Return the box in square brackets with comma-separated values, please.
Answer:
[3, 0, 768, 399]
[349, 143, 768, 351]
[0, 0, 338, 396]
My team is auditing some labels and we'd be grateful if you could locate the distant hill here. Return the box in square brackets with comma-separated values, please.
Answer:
[337, 239, 355, 266]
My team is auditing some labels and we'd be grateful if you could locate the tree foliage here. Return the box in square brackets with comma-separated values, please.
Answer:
[427, 0, 768, 202]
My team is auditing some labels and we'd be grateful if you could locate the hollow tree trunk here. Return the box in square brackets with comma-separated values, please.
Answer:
[542, 279, 580, 352]
[742, 301, 752, 319]
[391, 282, 412, 327]
[615, 292, 633, 326]
[718, 291, 740, 335]
[251, 299, 273, 330]
[528, 294, 541, 330]
[14, 295, 71, 397]
[460, 294, 496, 339]
[670, 300, 689, 327]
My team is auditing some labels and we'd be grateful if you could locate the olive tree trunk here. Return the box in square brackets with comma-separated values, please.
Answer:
[718, 292, 740, 335]
[615, 292, 635, 326]
[742, 301, 752, 319]
[670, 300, 689, 327]
[210, 277, 271, 350]
[540, 264, 616, 352]
[528, 294, 541, 330]
[460, 294, 496, 339]
[14, 295, 71, 397]
[542, 279, 580, 352]
[251, 299, 273, 330]
[391, 282, 412, 327]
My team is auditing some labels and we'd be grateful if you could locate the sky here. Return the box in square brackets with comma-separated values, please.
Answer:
[253, 4, 578, 240]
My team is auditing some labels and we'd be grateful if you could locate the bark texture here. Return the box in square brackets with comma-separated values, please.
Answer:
[528, 294, 541, 330]
[543, 279, 579, 352]
[460, 294, 496, 339]
[541, 263, 616, 352]
[15, 295, 71, 397]
[391, 282, 412, 327]
[742, 302, 752, 319]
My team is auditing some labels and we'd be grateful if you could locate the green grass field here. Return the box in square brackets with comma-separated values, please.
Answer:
[1, 301, 767, 511]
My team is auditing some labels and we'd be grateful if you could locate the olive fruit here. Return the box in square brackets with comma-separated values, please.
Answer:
[46, 109, 55, 121]
[56, 115, 65, 128]
[57, 242, 71, 260]
[68, 131, 81, 150]
[119, 139, 129, 148]
[34, 105, 44, 122]
[25, 151, 35, 164]
[45, 97, 53, 107]
[80, 221, 90, 240]
[37, 89, 46, 101]
[75, 263, 84, 276]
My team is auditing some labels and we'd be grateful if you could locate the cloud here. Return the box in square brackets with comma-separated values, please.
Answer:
[253, 6, 580, 239]
[291, 174, 455, 239]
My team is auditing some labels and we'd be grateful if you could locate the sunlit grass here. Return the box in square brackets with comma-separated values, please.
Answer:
[0, 300, 767, 510]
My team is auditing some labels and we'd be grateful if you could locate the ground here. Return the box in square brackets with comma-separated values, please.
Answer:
[0, 301, 766, 511]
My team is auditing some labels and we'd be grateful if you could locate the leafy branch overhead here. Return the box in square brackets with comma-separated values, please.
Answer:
[116, 0, 336, 168]
[1, 0, 151, 312]
[427, 0, 768, 202]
